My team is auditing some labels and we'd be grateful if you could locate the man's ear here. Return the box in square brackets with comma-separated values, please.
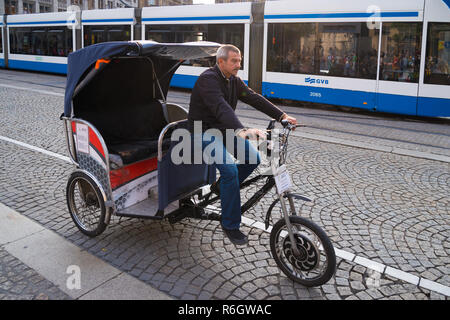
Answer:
[217, 57, 226, 65]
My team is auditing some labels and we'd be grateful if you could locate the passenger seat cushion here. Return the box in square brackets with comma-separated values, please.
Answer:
[108, 137, 171, 165]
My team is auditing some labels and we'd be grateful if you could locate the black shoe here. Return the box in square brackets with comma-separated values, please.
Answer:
[210, 178, 221, 196]
[221, 225, 248, 245]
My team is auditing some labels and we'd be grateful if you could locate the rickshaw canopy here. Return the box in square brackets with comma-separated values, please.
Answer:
[64, 40, 220, 117]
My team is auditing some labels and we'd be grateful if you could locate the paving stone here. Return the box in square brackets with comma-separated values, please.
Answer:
[350, 281, 366, 291]
[337, 286, 353, 297]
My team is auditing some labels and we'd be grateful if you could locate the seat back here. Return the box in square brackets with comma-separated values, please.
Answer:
[73, 57, 168, 146]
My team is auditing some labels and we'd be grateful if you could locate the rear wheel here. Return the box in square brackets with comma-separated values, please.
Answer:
[66, 171, 107, 237]
[270, 216, 336, 287]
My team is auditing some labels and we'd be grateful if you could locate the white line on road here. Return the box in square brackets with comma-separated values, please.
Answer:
[1, 115, 449, 297]
[0, 135, 71, 163]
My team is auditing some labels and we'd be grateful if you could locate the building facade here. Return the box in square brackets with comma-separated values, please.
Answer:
[0, 0, 221, 14]
[0, 0, 273, 14]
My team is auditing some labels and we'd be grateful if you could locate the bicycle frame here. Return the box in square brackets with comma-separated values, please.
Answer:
[170, 120, 305, 251]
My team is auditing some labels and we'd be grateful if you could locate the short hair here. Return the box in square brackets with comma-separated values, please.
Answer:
[216, 44, 241, 63]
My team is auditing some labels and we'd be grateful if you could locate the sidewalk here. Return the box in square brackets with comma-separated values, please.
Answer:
[0, 202, 172, 300]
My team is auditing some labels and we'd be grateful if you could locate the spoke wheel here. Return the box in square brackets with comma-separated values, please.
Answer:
[66, 172, 107, 237]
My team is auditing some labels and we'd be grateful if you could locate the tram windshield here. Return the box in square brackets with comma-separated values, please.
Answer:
[425, 22, 450, 86]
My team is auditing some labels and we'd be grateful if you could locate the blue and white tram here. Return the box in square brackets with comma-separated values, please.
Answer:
[419, 0, 450, 117]
[6, 11, 80, 74]
[262, 0, 450, 117]
[141, 2, 252, 89]
[81, 8, 136, 48]
[0, 15, 5, 68]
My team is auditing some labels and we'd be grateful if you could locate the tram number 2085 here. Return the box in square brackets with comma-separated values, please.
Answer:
[310, 92, 322, 98]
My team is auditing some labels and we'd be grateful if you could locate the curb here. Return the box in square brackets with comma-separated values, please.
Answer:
[0, 202, 172, 300]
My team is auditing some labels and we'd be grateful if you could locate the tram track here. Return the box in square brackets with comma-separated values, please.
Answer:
[237, 113, 450, 153]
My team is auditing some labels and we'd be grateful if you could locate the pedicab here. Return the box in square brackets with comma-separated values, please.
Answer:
[61, 40, 336, 287]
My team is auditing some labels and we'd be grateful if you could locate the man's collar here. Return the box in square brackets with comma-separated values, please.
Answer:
[215, 64, 231, 81]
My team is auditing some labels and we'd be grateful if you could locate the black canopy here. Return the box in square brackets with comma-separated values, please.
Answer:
[64, 40, 220, 117]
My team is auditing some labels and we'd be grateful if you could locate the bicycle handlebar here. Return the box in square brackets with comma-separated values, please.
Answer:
[280, 119, 306, 129]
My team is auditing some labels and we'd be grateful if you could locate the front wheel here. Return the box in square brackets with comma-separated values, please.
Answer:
[270, 216, 336, 287]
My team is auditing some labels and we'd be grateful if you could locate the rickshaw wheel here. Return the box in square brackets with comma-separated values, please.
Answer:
[270, 216, 336, 287]
[66, 171, 107, 237]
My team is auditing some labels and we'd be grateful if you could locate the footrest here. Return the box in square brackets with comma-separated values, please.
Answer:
[116, 197, 178, 220]
[167, 203, 221, 224]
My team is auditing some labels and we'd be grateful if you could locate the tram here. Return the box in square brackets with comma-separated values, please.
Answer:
[262, 0, 450, 117]
[0, 0, 449, 117]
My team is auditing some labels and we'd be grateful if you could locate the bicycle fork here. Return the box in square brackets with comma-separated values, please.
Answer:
[272, 160, 301, 257]
[277, 193, 302, 257]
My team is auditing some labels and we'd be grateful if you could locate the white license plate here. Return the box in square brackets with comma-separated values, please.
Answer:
[274, 165, 292, 194]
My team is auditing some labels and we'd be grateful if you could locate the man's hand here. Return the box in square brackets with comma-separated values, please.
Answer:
[238, 128, 266, 140]
[281, 113, 298, 130]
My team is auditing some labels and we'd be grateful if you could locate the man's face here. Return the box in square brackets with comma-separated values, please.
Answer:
[219, 51, 242, 77]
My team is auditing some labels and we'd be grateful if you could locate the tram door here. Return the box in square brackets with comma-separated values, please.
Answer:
[375, 22, 422, 115]
[417, 0, 450, 117]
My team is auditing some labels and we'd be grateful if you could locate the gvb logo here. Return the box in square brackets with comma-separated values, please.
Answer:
[305, 77, 329, 85]
[66, 265, 81, 290]
[66, 5, 81, 30]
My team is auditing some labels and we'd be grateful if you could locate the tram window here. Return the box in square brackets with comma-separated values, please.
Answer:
[146, 24, 245, 68]
[10, 28, 32, 54]
[380, 23, 422, 83]
[267, 22, 379, 80]
[48, 27, 72, 57]
[83, 25, 131, 47]
[0, 28, 3, 53]
[424, 23, 450, 86]
[107, 26, 131, 42]
[31, 28, 48, 55]
[10, 27, 72, 57]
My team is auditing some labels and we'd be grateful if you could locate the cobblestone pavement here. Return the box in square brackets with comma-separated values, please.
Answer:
[0, 70, 449, 300]
[0, 247, 71, 300]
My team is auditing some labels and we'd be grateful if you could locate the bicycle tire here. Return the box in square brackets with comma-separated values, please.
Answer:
[66, 171, 107, 237]
[270, 215, 336, 287]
